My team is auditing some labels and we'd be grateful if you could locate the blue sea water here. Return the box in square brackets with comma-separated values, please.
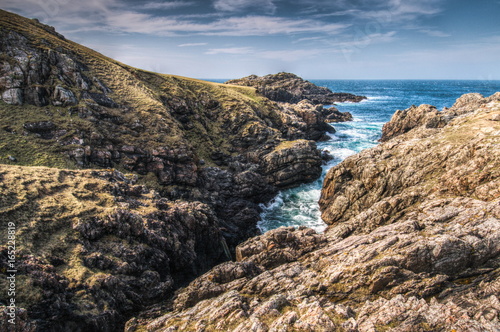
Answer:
[256, 80, 500, 233]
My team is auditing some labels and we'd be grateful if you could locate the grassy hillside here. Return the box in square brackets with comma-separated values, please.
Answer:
[0, 8, 284, 171]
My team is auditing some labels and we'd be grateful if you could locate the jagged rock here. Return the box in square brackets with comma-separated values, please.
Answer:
[52, 85, 77, 106]
[381, 92, 500, 141]
[380, 104, 447, 142]
[324, 106, 353, 123]
[276, 100, 341, 141]
[1, 87, 23, 104]
[261, 140, 323, 188]
[226, 73, 366, 104]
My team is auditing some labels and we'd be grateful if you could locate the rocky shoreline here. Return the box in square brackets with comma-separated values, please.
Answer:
[1, 9, 499, 332]
[127, 93, 500, 331]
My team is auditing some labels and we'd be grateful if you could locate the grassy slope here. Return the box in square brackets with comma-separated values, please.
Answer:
[0, 9, 280, 169]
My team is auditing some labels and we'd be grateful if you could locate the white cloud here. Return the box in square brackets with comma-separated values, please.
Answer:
[102, 13, 349, 37]
[306, 0, 444, 23]
[204, 16, 349, 36]
[178, 42, 208, 47]
[142, 1, 196, 10]
[419, 29, 450, 37]
[205, 47, 254, 55]
[213, 0, 277, 14]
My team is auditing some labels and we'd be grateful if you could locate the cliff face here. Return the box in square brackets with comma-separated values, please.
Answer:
[0, 10, 345, 331]
[129, 93, 500, 331]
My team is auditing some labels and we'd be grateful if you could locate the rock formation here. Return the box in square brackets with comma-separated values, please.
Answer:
[0, 9, 356, 331]
[127, 94, 500, 331]
[380, 92, 500, 142]
[226, 72, 366, 104]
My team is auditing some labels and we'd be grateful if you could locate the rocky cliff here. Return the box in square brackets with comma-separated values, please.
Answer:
[128, 93, 500, 331]
[0, 9, 351, 331]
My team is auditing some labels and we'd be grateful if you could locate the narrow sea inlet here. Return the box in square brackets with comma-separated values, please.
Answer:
[257, 79, 500, 232]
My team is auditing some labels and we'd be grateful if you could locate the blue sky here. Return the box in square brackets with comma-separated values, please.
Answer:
[2, 0, 500, 79]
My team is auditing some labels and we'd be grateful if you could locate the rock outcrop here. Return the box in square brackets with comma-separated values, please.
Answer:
[226, 72, 366, 104]
[128, 93, 500, 331]
[261, 140, 323, 189]
[276, 100, 352, 141]
[0, 166, 225, 331]
[380, 92, 500, 141]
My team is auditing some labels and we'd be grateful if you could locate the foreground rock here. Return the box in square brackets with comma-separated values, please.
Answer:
[128, 93, 500, 331]
[0, 166, 225, 331]
[226, 72, 366, 104]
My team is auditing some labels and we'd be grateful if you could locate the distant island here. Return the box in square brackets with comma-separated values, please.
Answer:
[1, 8, 499, 332]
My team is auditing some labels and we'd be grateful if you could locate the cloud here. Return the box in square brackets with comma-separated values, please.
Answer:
[419, 29, 450, 37]
[205, 47, 254, 55]
[178, 42, 208, 47]
[142, 1, 196, 10]
[258, 49, 324, 61]
[213, 0, 277, 14]
[304, 0, 444, 23]
[204, 16, 349, 36]
[103, 13, 349, 37]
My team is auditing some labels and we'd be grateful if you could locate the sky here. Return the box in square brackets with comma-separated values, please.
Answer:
[1, 0, 500, 79]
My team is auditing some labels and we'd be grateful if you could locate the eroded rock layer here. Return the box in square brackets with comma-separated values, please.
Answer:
[128, 93, 500, 331]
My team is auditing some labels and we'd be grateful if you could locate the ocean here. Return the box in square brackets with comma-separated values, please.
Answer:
[255, 80, 500, 232]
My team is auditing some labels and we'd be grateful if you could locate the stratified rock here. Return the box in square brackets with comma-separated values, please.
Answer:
[129, 93, 500, 332]
[380, 92, 500, 141]
[226, 72, 366, 104]
[379, 104, 447, 141]
[276, 100, 335, 141]
[261, 140, 323, 188]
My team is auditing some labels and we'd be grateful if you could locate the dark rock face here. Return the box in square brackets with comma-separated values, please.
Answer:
[0, 167, 226, 332]
[261, 140, 323, 189]
[0, 29, 113, 108]
[276, 100, 353, 141]
[128, 94, 500, 331]
[226, 72, 366, 104]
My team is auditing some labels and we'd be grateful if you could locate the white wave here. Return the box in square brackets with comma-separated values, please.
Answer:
[330, 148, 357, 160]
[336, 128, 371, 139]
